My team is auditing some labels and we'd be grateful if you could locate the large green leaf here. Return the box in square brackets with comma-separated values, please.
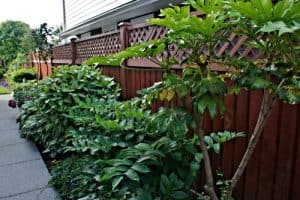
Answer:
[125, 169, 140, 181]
[112, 176, 124, 190]
[131, 163, 151, 174]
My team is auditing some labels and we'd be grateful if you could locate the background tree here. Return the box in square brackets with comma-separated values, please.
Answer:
[32, 23, 54, 77]
[0, 20, 35, 69]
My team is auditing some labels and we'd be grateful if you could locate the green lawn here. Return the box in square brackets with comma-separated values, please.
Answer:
[0, 85, 10, 94]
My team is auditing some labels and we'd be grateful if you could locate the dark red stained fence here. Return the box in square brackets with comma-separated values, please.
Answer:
[31, 19, 300, 200]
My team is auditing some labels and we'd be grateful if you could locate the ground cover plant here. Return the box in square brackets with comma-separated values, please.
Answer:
[85, 0, 300, 199]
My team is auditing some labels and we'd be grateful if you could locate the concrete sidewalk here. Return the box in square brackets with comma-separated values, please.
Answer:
[0, 95, 58, 200]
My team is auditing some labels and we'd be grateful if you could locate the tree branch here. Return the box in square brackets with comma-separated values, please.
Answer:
[226, 90, 277, 199]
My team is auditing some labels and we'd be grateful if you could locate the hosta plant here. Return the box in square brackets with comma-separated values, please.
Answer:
[50, 96, 243, 199]
[18, 65, 120, 157]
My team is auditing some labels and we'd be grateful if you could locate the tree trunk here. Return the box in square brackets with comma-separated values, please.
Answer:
[226, 90, 277, 199]
[193, 114, 219, 200]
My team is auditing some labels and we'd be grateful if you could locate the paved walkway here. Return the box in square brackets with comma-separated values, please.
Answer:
[0, 95, 58, 200]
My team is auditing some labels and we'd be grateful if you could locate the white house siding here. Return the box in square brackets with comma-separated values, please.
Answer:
[65, 0, 136, 30]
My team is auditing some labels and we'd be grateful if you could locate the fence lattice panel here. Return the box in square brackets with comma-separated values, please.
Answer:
[75, 32, 121, 64]
[128, 24, 167, 46]
[52, 44, 72, 60]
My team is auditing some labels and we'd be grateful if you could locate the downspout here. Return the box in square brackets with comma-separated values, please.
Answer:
[62, 0, 66, 30]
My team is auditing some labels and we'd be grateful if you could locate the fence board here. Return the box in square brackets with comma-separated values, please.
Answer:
[290, 105, 300, 200]
[244, 91, 263, 200]
[273, 104, 297, 200]
[257, 101, 280, 200]
[233, 90, 249, 200]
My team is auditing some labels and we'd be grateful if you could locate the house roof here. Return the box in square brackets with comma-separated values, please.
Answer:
[61, 0, 183, 39]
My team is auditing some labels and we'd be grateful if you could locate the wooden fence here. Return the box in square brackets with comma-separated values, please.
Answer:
[31, 20, 300, 200]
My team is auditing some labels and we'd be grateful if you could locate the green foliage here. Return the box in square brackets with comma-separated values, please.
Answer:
[32, 23, 54, 61]
[48, 90, 245, 199]
[12, 70, 36, 83]
[5, 68, 37, 88]
[84, 40, 166, 67]
[62, 98, 154, 155]
[13, 80, 37, 107]
[230, 0, 300, 27]
[82, 1, 248, 198]
[0, 20, 35, 66]
[0, 85, 10, 94]
[230, 0, 300, 104]
[204, 131, 245, 154]
[50, 155, 99, 199]
[18, 65, 120, 157]
[50, 97, 244, 199]
[10, 53, 29, 70]
[49, 96, 203, 199]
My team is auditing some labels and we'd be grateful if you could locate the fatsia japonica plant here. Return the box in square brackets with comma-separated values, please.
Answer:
[225, 0, 300, 198]
[85, 0, 299, 199]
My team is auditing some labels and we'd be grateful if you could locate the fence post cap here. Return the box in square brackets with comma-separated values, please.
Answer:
[70, 37, 77, 42]
[118, 22, 131, 27]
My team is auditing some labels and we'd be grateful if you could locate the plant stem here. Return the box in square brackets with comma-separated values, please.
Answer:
[226, 90, 277, 199]
[193, 114, 219, 200]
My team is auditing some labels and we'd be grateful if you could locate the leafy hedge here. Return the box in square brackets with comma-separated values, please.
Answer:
[18, 65, 120, 157]
[6, 68, 37, 88]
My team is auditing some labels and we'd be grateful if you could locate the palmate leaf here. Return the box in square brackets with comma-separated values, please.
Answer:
[204, 131, 245, 154]
[273, 0, 294, 20]
[277, 78, 300, 104]
[84, 40, 166, 66]
[189, 14, 226, 36]
[259, 21, 300, 36]
[188, 0, 224, 14]
[230, 1, 263, 23]
[231, 0, 300, 26]
[148, 6, 191, 32]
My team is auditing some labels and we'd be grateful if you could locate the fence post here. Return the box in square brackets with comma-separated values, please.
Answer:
[119, 22, 131, 99]
[70, 38, 77, 65]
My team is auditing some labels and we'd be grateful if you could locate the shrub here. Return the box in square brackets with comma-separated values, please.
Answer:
[12, 71, 36, 83]
[50, 101, 201, 199]
[49, 96, 243, 199]
[13, 80, 37, 107]
[6, 68, 37, 88]
[18, 65, 120, 157]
